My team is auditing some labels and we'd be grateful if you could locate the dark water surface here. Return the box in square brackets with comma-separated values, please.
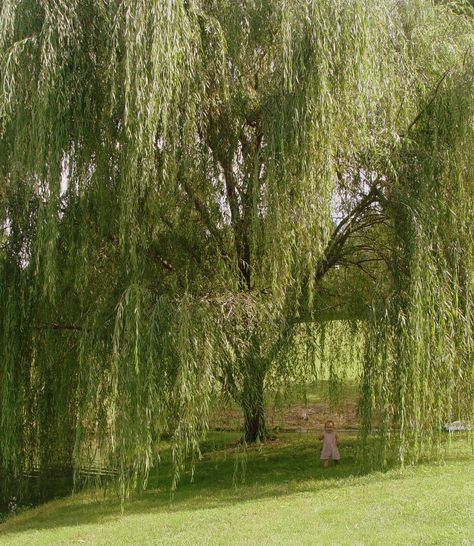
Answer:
[1, 467, 74, 519]
[0, 464, 117, 522]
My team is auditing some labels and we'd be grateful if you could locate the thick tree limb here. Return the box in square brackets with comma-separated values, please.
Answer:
[180, 178, 232, 263]
[315, 188, 380, 282]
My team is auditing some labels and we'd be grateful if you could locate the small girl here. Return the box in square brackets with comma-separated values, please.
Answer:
[319, 420, 340, 467]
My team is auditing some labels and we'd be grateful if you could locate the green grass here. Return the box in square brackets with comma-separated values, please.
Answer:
[1, 433, 473, 545]
[269, 380, 360, 405]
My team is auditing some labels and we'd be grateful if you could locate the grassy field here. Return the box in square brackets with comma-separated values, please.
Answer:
[1, 432, 473, 545]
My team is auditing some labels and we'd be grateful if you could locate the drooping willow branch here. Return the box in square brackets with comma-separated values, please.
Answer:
[0, 0, 472, 501]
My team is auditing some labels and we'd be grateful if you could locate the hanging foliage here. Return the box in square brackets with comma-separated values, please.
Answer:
[0, 0, 473, 501]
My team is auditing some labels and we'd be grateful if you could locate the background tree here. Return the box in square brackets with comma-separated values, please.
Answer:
[1, 0, 473, 498]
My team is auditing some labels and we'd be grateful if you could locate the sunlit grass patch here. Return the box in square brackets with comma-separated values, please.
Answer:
[1, 433, 472, 545]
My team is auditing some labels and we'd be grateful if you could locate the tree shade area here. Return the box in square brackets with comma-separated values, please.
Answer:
[1, 435, 473, 544]
[0, 0, 473, 502]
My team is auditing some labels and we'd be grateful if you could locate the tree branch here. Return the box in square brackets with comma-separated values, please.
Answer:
[401, 69, 450, 137]
[33, 322, 82, 331]
[180, 179, 232, 263]
[315, 188, 380, 282]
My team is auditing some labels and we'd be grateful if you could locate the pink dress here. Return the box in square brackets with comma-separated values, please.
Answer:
[320, 432, 340, 460]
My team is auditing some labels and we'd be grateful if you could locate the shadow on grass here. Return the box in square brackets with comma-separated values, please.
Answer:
[1, 432, 471, 538]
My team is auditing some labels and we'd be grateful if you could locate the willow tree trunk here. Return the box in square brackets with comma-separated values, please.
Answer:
[241, 364, 267, 443]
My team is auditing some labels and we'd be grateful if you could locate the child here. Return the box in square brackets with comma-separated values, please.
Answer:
[319, 420, 340, 467]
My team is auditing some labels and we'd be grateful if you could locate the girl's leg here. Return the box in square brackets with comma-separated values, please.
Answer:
[323, 459, 329, 467]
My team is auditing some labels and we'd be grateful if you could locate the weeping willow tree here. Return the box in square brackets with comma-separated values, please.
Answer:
[359, 11, 474, 464]
[1, 0, 473, 499]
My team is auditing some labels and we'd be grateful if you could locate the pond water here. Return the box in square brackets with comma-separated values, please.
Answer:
[0, 465, 116, 522]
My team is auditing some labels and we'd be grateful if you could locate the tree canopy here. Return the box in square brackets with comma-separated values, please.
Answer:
[1, 0, 473, 499]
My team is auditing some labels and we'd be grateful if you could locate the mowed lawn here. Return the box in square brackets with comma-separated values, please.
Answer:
[1, 434, 473, 545]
